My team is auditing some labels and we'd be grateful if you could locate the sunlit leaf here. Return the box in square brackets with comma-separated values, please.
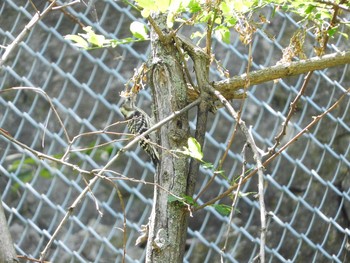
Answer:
[215, 26, 230, 44]
[130, 21, 149, 39]
[64, 35, 89, 48]
[188, 0, 201, 13]
[187, 137, 203, 161]
[157, 0, 171, 13]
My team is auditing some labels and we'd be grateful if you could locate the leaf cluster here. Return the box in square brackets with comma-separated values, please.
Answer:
[65, 0, 349, 52]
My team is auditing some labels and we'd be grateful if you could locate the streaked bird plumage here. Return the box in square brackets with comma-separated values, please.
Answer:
[120, 96, 159, 165]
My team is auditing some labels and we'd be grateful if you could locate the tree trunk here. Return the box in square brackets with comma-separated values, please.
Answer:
[145, 14, 191, 263]
[0, 202, 17, 263]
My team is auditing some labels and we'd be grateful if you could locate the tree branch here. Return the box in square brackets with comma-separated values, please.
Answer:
[37, 97, 200, 261]
[195, 87, 350, 211]
[210, 87, 266, 263]
[0, 1, 58, 67]
[213, 50, 350, 100]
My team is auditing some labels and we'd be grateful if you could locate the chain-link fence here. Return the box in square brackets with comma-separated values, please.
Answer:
[1, 1, 350, 262]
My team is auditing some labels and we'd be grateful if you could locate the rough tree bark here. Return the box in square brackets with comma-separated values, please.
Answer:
[0, 202, 17, 263]
[145, 14, 191, 262]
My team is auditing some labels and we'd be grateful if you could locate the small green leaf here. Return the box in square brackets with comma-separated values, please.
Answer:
[220, 1, 231, 16]
[305, 4, 316, 14]
[215, 26, 230, 44]
[168, 194, 196, 206]
[182, 194, 196, 206]
[188, 0, 201, 13]
[226, 17, 237, 27]
[202, 162, 214, 169]
[87, 33, 107, 47]
[64, 35, 89, 48]
[136, 0, 155, 10]
[168, 195, 183, 203]
[168, 195, 182, 203]
[157, 0, 171, 12]
[187, 137, 203, 160]
[212, 204, 232, 216]
[327, 26, 338, 37]
[130, 21, 149, 40]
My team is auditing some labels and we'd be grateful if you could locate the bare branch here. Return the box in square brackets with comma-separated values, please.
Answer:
[270, 3, 340, 153]
[210, 87, 266, 263]
[0, 1, 58, 67]
[0, 87, 71, 143]
[213, 50, 350, 100]
[221, 143, 248, 257]
[195, 87, 350, 211]
[38, 97, 201, 261]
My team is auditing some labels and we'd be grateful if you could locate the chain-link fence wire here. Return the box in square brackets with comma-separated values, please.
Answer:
[1, 0, 350, 262]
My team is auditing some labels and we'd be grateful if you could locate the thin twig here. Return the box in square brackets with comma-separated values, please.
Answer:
[221, 143, 248, 257]
[172, 36, 196, 91]
[195, 87, 350, 211]
[245, 40, 267, 263]
[0, 87, 71, 143]
[48, 0, 85, 28]
[38, 98, 201, 261]
[0, 0, 58, 67]
[209, 87, 266, 263]
[0, 96, 200, 261]
[17, 255, 51, 263]
[205, 0, 220, 59]
[51, 0, 82, 10]
[314, 0, 350, 13]
[270, 1, 342, 154]
[219, 38, 253, 166]
[269, 71, 313, 153]
[101, 177, 127, 263]
[61, 126, 127, 160]
[147, 15, 168, 43]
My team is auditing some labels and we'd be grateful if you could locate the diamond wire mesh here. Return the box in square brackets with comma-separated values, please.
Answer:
[1, 1, 350, 262]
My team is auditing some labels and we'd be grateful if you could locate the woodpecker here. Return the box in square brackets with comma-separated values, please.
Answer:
[120, 96, 159, 165]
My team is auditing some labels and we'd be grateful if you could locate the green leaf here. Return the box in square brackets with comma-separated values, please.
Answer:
[212, 204, 232, 216]
[168, 195, 183, 203]
[136, 0, 156, 10]
[168, 194, 196, 206]
[40, 168, 53, 179]
[187, 137, 203, 160]
[173, 137, 204, 160]
[182, 194, 196, 206]
[327, 26, 339, 37]
[304, 4, 315, 14]
[188, 0, 201, 13]
[215, 26, 231, 44]
[157, 0, 171, 12]
[64, 34, 89, 48]
[130, 21, 149, 39]
[87, 33, 107, 47]
[220, 1, 231, 16]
